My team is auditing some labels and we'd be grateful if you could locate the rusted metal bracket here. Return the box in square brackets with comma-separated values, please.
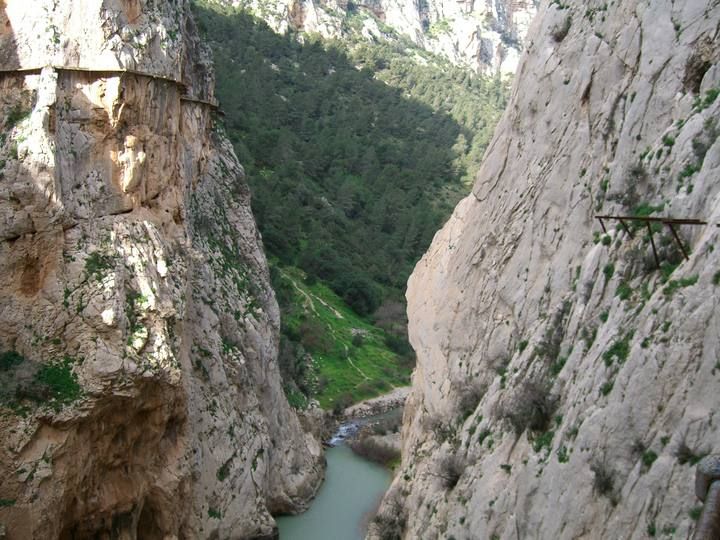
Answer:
[594, 214, 714, 269]
[180, 96, 222, 111]
[646, 221, 660, 268]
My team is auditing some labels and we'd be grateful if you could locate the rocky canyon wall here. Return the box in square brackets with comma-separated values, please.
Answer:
[374, 0, 720, 538]
[0, 1, 322, 538]
[213, 0, 537, 74]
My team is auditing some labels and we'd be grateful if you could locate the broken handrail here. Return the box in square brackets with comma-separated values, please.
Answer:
[180, 95, 221, 110]
[594, 214, 717, 269]
[0, 65, 182, 85]
[0, 65, 220, 109]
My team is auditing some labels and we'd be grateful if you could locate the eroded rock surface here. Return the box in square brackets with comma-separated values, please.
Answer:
[375, 0, 720, 538]
[212, 0, 537, 74]
[0, 1, 322, 538]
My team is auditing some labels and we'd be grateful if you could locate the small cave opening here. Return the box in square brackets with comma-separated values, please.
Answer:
[137, 494, 166, 540]
[683, 39, 714, 94]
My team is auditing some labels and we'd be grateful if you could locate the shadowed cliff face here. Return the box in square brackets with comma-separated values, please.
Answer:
[373, 0, 720, 538]
[0, 2, 18, 68]
[0, 2, 323, 539]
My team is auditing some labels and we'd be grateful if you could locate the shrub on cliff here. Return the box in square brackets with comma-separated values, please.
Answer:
[455, 380, 486, 421]
[502, 381, 558, 435]
[1, 354, 82, 411]
[371, 495, 407, 540]
[436, 454, 466, 490]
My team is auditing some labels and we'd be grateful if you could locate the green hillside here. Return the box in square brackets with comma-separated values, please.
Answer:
[272, 265, 412, 409]
[192, 2, 509, 408]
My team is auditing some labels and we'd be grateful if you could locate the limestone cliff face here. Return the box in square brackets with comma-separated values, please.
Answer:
[215, 0, 537, 74]
[375, 0, 720, 538]
[0, 1, 322, 538]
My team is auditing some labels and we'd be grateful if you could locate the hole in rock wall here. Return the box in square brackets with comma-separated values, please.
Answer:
[137, 494, 166, 540]
[683, 39, 715, 93]
[58, 506, 137, 540]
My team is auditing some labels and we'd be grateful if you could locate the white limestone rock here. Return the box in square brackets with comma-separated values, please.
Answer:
[213, 0, 538, 74]
[374, 0, 720, 538]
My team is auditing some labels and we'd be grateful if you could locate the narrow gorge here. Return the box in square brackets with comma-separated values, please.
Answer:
[1, 0, 719, 539]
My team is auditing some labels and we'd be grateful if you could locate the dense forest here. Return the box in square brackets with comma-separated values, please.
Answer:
[193, 2, 510, 407]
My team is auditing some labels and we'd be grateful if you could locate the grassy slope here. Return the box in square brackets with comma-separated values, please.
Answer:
[276, 266, 411, 409]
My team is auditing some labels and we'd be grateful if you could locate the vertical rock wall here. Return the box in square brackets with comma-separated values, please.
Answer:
[375, 0, 720, 538]
[0, 1, 322, 538]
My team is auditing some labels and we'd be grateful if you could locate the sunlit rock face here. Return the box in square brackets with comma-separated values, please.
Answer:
[212, 0, 538, 74]
[372, 0, 720, 538]
[0, 1, 322, 538]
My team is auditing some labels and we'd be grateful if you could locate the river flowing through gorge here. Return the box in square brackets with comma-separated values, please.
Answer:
[276, 410, 400, 539]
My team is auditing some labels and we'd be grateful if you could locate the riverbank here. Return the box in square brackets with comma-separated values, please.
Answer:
[329, 386, 408, 458]
[342, 386, 410, 419]
[297, 386, 410, 447]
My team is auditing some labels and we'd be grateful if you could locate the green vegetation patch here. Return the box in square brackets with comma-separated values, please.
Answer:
[549, 356, 566, 377]
[659, 261, 679, 283]
[628, 202, 664, 232]
[693, 87, 719, 111]
[616, 281, 632, 301]
[84, 251, 115, 282]
[602, 331, 634, 366]
[642, 450, 658, 468]
[208, 507, 221, 519]
[216, 460, 231, 482]
[1, 353, 82, 412]
[34, 356, 83, 405]
[428, 18, 452, 37]
[273, 266, 411, 409]
[4, 104, 31, 129]
[632, 202, 664, 218]
[663, 274, 698, 298]
[0, 350, 24, 371]
[679, 163, 700, 180]
[532, 430, 555, 453]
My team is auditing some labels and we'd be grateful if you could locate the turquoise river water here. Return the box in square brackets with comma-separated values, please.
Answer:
[276, 443, 392, 540]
